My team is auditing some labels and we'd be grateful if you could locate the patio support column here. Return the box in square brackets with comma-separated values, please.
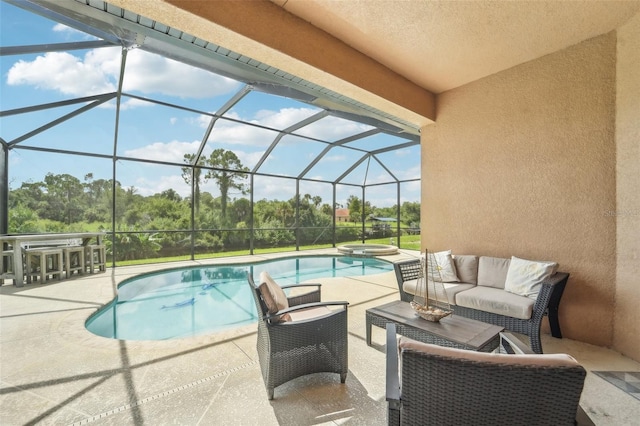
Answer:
[295, 179, 300, 251]
[0, 143, 8, 235]
[332, 184, 337, 247]
[361, 186, 366, 244]
[190, 166, 196, 260]
[249, 174, 254, 255]
[396, 182, 401, 246]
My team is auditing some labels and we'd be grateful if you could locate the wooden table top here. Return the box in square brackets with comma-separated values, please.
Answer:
[367, 300, 504, 350]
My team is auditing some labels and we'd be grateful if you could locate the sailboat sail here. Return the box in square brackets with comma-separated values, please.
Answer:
[410, 249, 452, 321]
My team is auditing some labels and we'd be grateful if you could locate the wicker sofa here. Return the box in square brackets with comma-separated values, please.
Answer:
[393, 253, 569, 353]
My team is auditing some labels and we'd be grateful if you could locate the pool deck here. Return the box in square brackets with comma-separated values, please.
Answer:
[1, 248, 639, 425]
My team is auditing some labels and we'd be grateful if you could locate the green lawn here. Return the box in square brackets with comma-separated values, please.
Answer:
[114, 234, 421, 266]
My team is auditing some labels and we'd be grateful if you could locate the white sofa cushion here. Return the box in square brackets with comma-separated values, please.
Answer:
[288, 306, 333, 322]
[477, 256, 511, 289]
[455, 286, 535, 320]
[504, 256, 558, 299]
[403, 279, 474, 305]
[443, 283, 476, 305]
[403, 278, 420, 295]
[452, 255, 478, 284]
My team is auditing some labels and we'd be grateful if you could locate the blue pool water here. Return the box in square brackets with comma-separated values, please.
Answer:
[86, 255, 393, 340]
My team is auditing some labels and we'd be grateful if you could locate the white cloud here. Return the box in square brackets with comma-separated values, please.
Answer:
[202, 107, 372, 148]
[253, 107, 319, 129]
[207, 119, 278, 147]
[253, 176, 296, 199]
[295, 116, 372, 141]
[124, 140, 201, 163]
[368, 171, 395, 185]
[120, 136, 265, 173]
[7, 51, 117, 95]
[5, 47, 239, 100]
[394, 164, 421, 180]
[402, 180, 421, 197]
[134, 173, 189, 197]
[122, 50, 239, 98]
[119, 97, 153, 110]
[394, 148, 413, 157]
[52, 23, 98, 40]
[323, 154, 347, 162]
[203, 107, 318, 147]
[234, 150, 265, 168]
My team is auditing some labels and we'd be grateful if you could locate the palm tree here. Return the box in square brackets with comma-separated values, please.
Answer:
[205, 149, 248, 220]
[181, 153, 207, 216]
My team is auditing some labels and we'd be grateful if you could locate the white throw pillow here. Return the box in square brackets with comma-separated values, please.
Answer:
[425, 250, 460, 283]
[504, 256, 558, 299]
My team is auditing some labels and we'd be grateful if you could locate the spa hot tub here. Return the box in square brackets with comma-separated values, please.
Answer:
[337, 244, 398, 256]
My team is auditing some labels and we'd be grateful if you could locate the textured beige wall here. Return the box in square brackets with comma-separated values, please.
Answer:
[421, 33, 618, 349]
[148, 0, 435, 125]
[615, 13, 640, 360]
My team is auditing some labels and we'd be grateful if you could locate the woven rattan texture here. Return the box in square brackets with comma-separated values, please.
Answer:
[395, 349, 586, 425]
[248, 274, 348, 399]
[393, 258, 569, 353]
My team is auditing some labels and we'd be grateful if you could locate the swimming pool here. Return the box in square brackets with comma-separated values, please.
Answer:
[86, 255, 393, 340]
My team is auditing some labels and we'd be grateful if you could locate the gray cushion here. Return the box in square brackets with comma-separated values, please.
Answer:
[477, 256, 511, 289]
[455, 286, 535, 319]
[453, 255, 478, 284]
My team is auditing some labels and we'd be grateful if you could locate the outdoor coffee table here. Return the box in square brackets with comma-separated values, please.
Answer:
[366, 300, 503, 352]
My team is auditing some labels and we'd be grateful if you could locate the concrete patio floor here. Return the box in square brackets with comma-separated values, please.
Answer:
[1, 248, 639, 425]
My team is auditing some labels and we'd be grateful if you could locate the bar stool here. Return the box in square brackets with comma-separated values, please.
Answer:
[25, 248, 64, 284]
[85, 244, 106, 273]
[1, 249, 14, 285]
[63, 246, 85, 278]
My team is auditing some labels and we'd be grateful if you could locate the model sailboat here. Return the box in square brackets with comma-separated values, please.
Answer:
[410, 249, 452, 321]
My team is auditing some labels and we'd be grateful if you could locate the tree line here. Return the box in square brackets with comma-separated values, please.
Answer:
[8, 150, 420, 260]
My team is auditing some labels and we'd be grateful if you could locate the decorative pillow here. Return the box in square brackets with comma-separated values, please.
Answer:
[429, 250, 460, 283]
[477, 256, 511, 289]
[257, 282, 277, 313]
[452, 255, 478, 284]
[258, 272, 290, 321]
[504, 256, 558, 299]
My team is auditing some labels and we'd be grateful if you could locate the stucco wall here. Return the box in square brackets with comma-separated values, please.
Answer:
[421, 33, 618, 349]
[615, 12, 640, 360]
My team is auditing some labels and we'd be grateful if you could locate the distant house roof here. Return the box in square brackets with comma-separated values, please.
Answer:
[335, 208, 350, 218]
[370, 217, 397, 222]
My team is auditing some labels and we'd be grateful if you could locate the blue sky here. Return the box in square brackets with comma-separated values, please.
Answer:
[1, 2, 420, 208]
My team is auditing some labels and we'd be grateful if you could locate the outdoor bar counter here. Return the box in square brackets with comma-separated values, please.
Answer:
[0, 232, 105, 287]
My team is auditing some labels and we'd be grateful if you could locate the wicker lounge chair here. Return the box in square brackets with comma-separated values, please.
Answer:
[386, 323, 589, 425]
[247, 272, 349, 399]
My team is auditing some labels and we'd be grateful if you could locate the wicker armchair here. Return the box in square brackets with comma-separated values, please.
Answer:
[386, 323, 589, 426]
[247, 272, 349, 399]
